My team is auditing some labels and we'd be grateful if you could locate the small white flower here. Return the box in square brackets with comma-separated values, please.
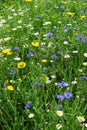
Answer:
[83, 62, 87, 66]
[84, 123, 87, 127]
[46, 80, 51, 84]
[56, 110, 63, 117]
[51, 75, 56, 79]
[43, 21, 51, 25]
[28, 113, 34, 118]
[77, 116, 85, 122]
[34, 32, 39, 36]
[72, 51, 78, 53]
[64, 54, 70, 58]
[14, 57, 21, 61]
[71, 80, 77, 85]
[18, 20, 22, 24]
[84, 53, 87, 57]
[56, 124, 62, 129]
[63, 41, 68, 45]
[78, 69, 83, 72]
[4, 37, 11, 41]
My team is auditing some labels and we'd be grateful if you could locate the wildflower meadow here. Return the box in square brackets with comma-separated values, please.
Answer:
[0, 0, 87, 130]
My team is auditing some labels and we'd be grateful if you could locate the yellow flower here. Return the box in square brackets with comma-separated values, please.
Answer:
[61, 1, 68, 4]
[77, 116, 85, 122]
[31, 42, 39, 47]
[17, 62, 26, 69]
[83, 62, 87, 66]
[26, 0, 32, 1]
[66, 12, 75, 16]
[80, 15, 86, 20]
[56, 110, 63, 117]
[7, 85, 14, 91]
[41, 59, 47, 63]
[46, 76, 49, 81]
[2, 49, 12, 55]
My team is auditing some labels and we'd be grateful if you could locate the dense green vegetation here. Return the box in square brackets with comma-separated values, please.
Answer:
[0, 0, 87, 130]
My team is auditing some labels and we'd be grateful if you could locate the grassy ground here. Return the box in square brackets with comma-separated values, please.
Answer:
[0, 0, 87, 130]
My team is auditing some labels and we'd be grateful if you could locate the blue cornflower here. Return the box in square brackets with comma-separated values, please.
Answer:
[58, 81, 68, 87]
[37, 15, 42, 19]
[33, 82, 39, 87]
[64, 92, 73, 99]
[81, 76, 87, 80]
[76, 35, 84, 41]
[60, 5, 65, 9]
[26, 101, 32, 109]
[84, 39, 87, 44]
[14, 47, 19, 51]
[47, 32, 53, 38]
[63, 26, 69, 31]
[56, 95, 65, 101]
[51, 55, 57, 60]
[26, 50, 34, 58]
[9, 70, 16, 75]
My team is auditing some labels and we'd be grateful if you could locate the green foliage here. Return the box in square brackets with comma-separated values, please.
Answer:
[0, 0, 87, 130]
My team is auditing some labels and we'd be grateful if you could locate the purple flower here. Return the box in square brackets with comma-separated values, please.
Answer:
[81, 76, 87, 80]
[51, 55, 57, 60]
[76, 35, 84, 41]
[56, 95, 65, 101]
[9, 70, 16, 75]
[26, 101, 32, 109]
[26, 50, 34, 58]
[14, 47, 19, 51]
[58, 81, 68, 87]
[84, 39, 87, 44]
[47, 32, 53, 38]
[63, 26, 69, 31]
[33, 82, 39, 87]
[60, 5, 65, 9]
[64, 92, 73, 99]
[37, 15, 42, 19]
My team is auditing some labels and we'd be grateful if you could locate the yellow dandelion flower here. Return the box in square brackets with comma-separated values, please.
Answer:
[66, 12, 75, 16]
[45, 76, 49, 81]
[2, 49, 10, 54]
[77, 116, 85, 122]
[27, 0, 32, 1]
[61, 1, 68, 4]
[80, 15, 86, 20]
[41, 59, 47, 63]
[31, 42, 39, 47]
[17, 62, 26, 69]
[7, 85, 14, 91]
[7, 51, 12, 55]
[2, 49, 12, 55]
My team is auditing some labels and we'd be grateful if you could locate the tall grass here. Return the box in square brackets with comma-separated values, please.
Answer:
[0, 0, 87, 130]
